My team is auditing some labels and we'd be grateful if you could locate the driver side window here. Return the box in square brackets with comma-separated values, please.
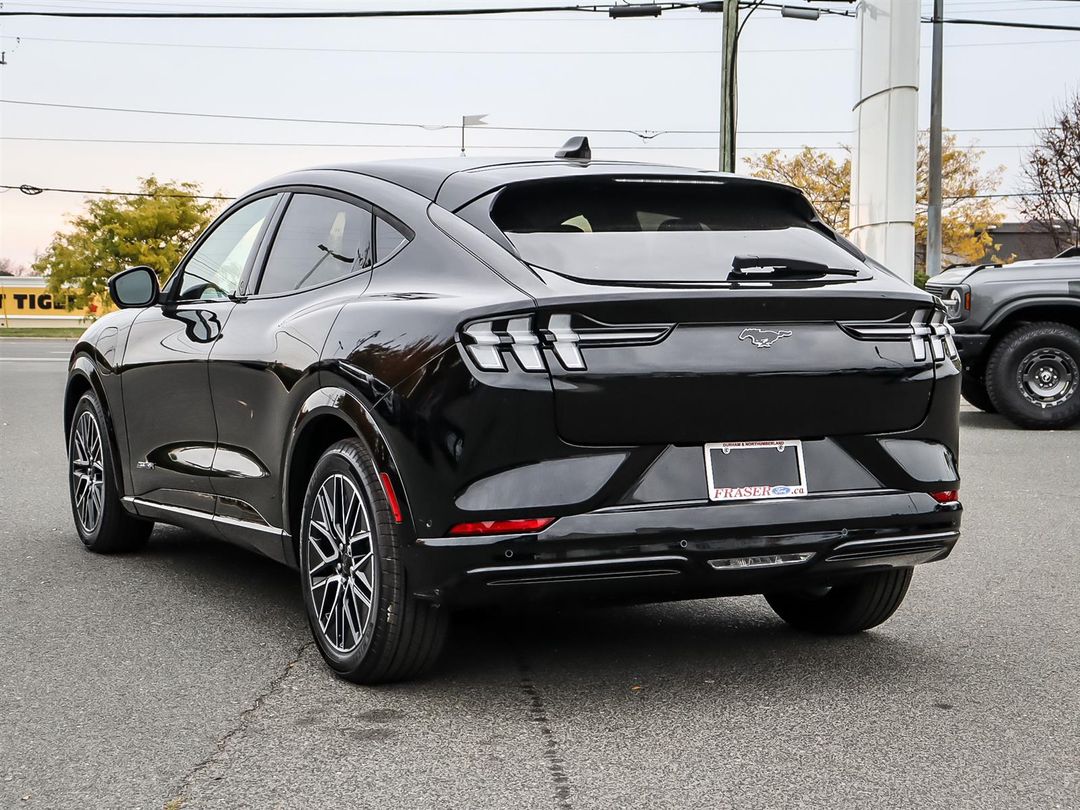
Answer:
[178, 196, 276, 301]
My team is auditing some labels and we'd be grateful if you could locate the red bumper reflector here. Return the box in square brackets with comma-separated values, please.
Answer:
[931, 490, 959, 504]
[379, 472, 403, 523]
[449, 517, 555, 537]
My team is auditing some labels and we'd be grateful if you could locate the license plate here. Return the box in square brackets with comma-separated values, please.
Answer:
[704, 440, 808, 502]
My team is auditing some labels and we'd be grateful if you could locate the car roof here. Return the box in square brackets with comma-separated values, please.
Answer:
[308, 156, 800, 212]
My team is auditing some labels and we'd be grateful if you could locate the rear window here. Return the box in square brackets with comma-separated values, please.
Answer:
[490, 177, 863, 283]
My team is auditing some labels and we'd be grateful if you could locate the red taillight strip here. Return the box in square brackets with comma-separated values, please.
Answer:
[379, 472, 403, 523]
[448, 517, 555, 537]
[931, 490, 959, 504]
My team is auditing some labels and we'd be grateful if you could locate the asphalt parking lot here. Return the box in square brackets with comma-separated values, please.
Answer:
[1, 337, 1077, 810]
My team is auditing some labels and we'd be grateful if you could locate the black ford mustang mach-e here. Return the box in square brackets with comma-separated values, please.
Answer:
[65, 145, 962, 682]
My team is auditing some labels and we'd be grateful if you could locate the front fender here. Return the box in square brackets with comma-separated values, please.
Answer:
[983, 296, 1080, 332]
[67, 350, 129, 497]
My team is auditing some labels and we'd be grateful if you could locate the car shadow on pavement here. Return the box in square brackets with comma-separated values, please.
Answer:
[135, 526, 306, 623]
[133, 528, 940, 692]
[436, 600, 939, 693]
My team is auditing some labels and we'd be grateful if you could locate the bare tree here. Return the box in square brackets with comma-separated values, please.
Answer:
[1020, 92, 1080, 252]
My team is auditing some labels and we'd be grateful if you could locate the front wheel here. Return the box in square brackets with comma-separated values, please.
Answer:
[985, 322, 1080, 429]
[68, 392, 154, 553]
[765, 568, 914, 634]
[299, 439, 447, 684]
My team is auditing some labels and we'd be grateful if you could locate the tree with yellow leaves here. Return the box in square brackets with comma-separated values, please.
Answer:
[745, 134, 1005, 279]
[35, 177, 219, 310]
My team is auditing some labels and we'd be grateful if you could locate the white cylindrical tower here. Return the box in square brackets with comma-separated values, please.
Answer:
[849, 0, 921, 283]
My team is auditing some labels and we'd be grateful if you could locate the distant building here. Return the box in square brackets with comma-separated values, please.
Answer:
[978, 220, 1080, 264]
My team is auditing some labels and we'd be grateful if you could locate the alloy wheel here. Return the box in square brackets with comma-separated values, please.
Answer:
[71, 411, 105, 534]
[306, 473, 378, 654]
[1016, 347, 1078, 408]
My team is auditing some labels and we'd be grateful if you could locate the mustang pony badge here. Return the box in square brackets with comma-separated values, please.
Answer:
[738, 327, 793, 349]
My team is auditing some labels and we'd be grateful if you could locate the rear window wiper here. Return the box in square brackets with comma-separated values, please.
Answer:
[729, 255, 861, 279]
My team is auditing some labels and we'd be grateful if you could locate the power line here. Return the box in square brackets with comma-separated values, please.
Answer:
[0, 36, 720, 56]
[0, 98, 666, 136]
[0, 1, 859, 20]
[0, 33, 828, 56]
[0, 98, 1060, 137]
[0, 136, 1039, 151]
[934, 17, 1080, 33]
[6, 2, 1078, 31]
[0, 2, 684, 19]
[2, 184, 230, 199]
[2, 32, 1078, 55]
[927, 0, 1080, 10]
[0, 136, 806, 150]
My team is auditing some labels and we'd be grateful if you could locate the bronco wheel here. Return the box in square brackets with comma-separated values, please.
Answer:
[960, 372, 996, 413]
[985, 322, 1080, 429]
[300, 438, 447, 684]
[68, 391, 154, 553]
[765, 568, 913, 634]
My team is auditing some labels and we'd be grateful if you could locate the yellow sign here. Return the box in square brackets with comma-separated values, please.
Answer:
[0, 285, 106, 319]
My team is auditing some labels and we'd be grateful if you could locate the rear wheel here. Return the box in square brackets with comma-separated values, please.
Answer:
[765, 568, 913, 634]
[961, 372, 997, 413]
[68, 392, 154, 553]
[300, 439, 447, 684]
[985, 322, 1080, 429]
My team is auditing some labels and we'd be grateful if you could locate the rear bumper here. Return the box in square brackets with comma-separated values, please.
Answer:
[404, 490, 962, 606]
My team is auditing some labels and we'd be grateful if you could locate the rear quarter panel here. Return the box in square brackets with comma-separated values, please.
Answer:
[318, 189, 555, 536]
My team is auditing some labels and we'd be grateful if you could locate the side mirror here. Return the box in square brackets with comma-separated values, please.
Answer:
[107, 266, 160, 308]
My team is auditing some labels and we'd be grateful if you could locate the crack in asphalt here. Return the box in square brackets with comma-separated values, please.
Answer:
[166, 640, 316, 808]
[515, 652, 573, 810]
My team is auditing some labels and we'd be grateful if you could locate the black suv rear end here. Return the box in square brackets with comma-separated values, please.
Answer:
[416, 169, 963, 633]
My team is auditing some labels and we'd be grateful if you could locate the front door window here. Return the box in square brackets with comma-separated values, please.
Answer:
[178, 196, 276, 301]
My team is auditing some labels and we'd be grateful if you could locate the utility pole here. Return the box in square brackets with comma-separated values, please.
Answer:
[718, 1, 740, 173]
[927, 0, 944, 277]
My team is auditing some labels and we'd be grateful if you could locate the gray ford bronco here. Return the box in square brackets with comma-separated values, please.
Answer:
[926, 246, 1080, 429]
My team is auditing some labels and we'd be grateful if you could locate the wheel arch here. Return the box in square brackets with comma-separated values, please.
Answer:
[984, 298, 1080, 336]
[282, 387, 411, 567]
[65, 355, 128, 495]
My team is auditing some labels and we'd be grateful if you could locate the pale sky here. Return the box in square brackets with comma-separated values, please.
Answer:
[1, 0, 1079, 270]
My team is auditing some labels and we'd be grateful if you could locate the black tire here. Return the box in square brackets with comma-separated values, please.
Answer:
[68, 392, 154, 553]
[765, 568, 913, 634]
[299, 438, 447, 684]
[985, 322, 1080, 429]
[961, 372, 997, 413]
